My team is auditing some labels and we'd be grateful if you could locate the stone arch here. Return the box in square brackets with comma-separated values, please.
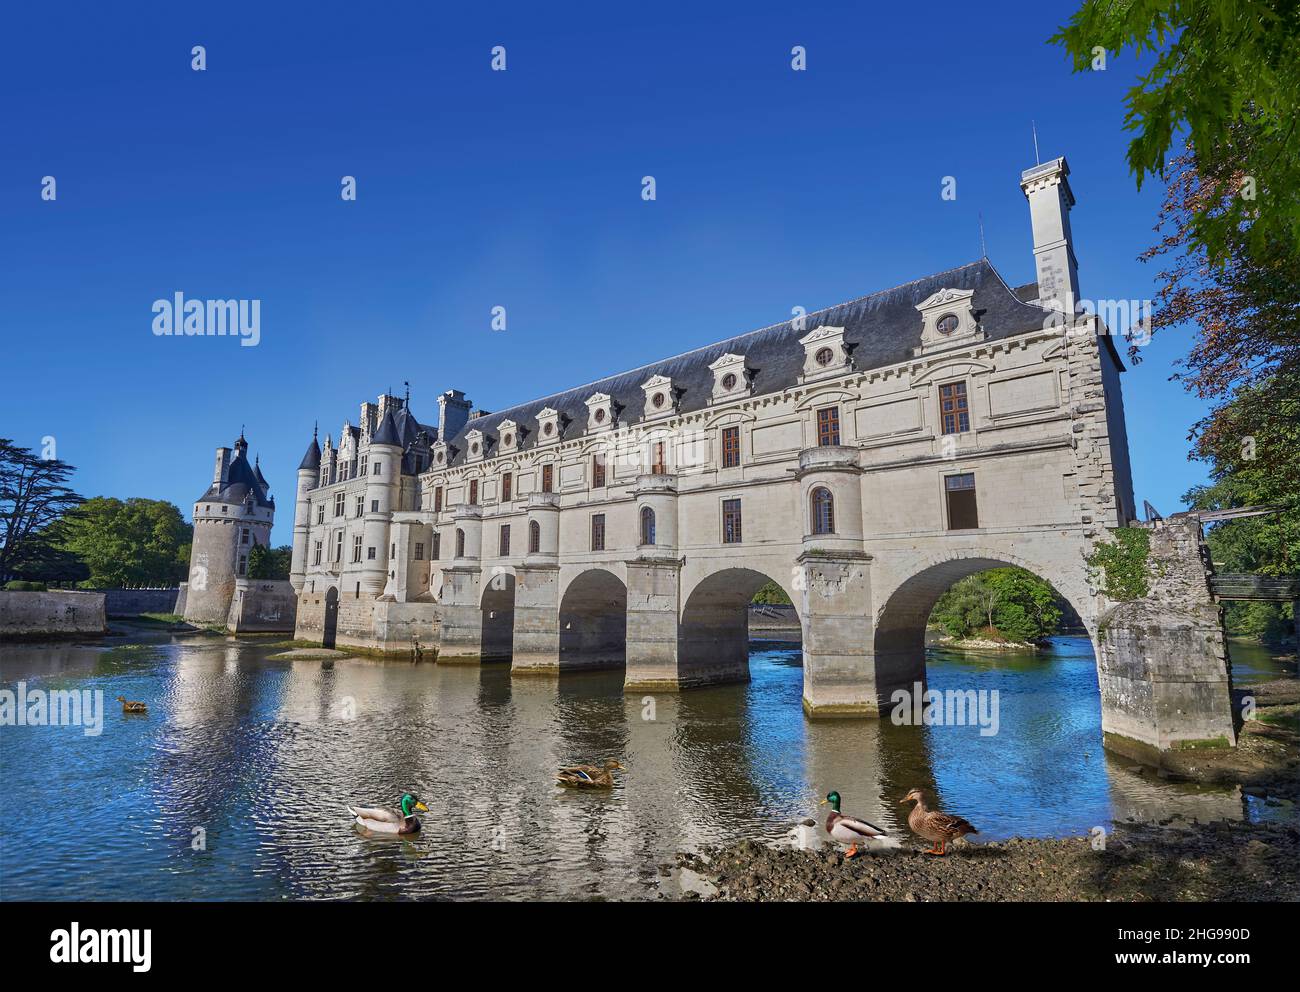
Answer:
[480, 569, 516, 663]
[678, 566, 801, 687]
[870, 547, 1096, 701]
[558, 567, 627, 672]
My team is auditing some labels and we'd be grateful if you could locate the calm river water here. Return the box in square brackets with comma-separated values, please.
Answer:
[0, 629, 1292, 900]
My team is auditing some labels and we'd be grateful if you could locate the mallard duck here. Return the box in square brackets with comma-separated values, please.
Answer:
[347, 793, 429, 835]
[819, 791, 888, 858]
[116, 695, 148, 714]
[900, 787, 978, 855]
[556, 760, 623, 789]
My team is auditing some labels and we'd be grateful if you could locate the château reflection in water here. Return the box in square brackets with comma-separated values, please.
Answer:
[0, 631, 1291, 901]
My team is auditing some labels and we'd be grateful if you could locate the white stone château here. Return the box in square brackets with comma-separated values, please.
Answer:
[287, 158, 1235, 759]
[183, 431, 275, 624]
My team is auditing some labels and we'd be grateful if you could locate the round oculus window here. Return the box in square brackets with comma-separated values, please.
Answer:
[594, 408, 606, 423]
[652, 392, 665, 408]
[937, 313, 960, 335]
[721, 373, 737, 390]
[503, 433, 513, 446]
[436, 451, 444, 463]
[815, 347, 834, 366]
[543, 422, 554, 436]
[471, 442, 479, 454]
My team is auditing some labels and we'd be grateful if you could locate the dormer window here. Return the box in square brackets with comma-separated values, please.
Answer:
[584, 393, 614, 432]
[496, 420, 519, 454]
[708, 353, 751, 404]
[913, 288, 984, 356]
[464, 429, 486, 463]
[798, 326, 851, 382]
[536, 407, 561, 444]
[640, 374, 677, 420]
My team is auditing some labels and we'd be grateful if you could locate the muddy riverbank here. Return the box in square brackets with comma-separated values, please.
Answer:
[676, 815, 1300, 901]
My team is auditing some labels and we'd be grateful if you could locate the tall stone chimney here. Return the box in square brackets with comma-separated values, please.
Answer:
[437, 389, 472, 441]
[213, 446, 232, 485]
[1019, 156, 1080, 313]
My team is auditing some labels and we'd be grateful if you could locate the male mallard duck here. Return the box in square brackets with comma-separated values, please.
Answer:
[819, 791, 888, 858]
[900, 787, 978, 855]
[116, 695, 148, 714]
[347, 793, 429, 835]
[556, 760, 623, 789]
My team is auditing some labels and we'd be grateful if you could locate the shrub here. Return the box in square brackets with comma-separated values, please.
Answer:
[4, 580, 48, 591]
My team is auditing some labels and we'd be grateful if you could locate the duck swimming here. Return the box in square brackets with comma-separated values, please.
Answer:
[116, 695, 147, 714]
[819, 791, 888, 858]
[348, 793, 429, 835]
[556, 760, 623, 789]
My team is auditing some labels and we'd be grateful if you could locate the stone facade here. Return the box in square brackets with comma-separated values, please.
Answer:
[285, 157, 1233, 758]
[0, 590, 107, 638]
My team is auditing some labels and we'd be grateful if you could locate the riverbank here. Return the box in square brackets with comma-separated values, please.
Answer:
[678, 815, 1300, 901]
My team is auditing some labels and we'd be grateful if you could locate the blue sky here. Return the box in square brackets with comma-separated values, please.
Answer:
[2, 1, 1205, 545]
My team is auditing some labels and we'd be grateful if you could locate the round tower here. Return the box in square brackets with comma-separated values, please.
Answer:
[359, 408, 402, 595]
[289, 426, 321, 594]
[184, 431, 275, 625]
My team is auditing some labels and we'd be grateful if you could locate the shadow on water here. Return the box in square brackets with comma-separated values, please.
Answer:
[0, 631, 1291, 900]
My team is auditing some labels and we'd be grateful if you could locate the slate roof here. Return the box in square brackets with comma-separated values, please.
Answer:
[297, 436, 321, 471]
[442, 258, 1052, 465]
[372, 408, 402, 447]
[197, 448, 274, 508]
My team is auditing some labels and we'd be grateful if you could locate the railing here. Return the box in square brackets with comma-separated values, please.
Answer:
[1209, 573, 1300, 602]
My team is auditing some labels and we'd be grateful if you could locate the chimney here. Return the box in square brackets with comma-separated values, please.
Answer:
[213, 446, 232, 485]
[437, 389, 472, 441]
[1019, 156, 1080, 313]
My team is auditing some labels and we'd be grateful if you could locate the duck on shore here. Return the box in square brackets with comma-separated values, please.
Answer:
[900, 787, 978, 855]
[556, 760, 623, 789]
[115, 695, 147, 713]
[818, 791, 889, 858]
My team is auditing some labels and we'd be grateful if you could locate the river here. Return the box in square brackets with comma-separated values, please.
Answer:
[0, 629, 1292, 900]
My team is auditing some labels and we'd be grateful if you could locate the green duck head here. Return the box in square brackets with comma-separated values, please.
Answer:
[399, 793, 429, 818]
[820, 791, 842, 812]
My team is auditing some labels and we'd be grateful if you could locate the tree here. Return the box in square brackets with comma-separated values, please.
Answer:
[55, 497, 192, 588]
[750, 580, 792, 606]
[1052, 1, 1300, 264]
[930, 568, 1063, 644]
[0, 439, 83, 582]
[247, 544, 293, 580]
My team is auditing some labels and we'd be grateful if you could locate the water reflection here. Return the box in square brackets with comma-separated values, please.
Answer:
[0, 632, 1292, 901]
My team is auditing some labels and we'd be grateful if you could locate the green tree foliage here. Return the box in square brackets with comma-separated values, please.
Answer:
[0, 439, 83, 582]
[930, 568, 1063, 644]
[1052, 1, 1300, 264]
[55, 497, 192, 588]
[750, 580, 792, 606]
[247, 544, 293, 580]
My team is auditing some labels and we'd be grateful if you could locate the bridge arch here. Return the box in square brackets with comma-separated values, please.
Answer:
[480, 567, 516, 663]
[558, 567, 628, 672]
[678, 566, 801, 686]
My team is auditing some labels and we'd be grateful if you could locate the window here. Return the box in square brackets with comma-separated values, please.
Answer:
[334, 531, 343, 562]
[652, 392, 665, 408]
[591, 513, 606, 551]
[939, 381, 970, 435]
[936, 313, 960, 336]
[455, 528, 465, 558]
[373, 461, 382, 476]
[222, 505, 228, 514]
[354, 495, 364, 518]
[368, 546, 377, 560]
[815, 346, 834, 366]
[359, 454, 368, 476]
[541, 463, 553, 493]
[432, 532, 441, 560]
[414, 542, 424, 561]
[651, 441, 666, 475]
[817, 406, 841, 447]
[722, 499, 742, 543]
[501, 472, 512, 502]
[640, 506, 656, 546]
[811, 487, 835, 535]
[945, 473, 979, 529]
[469, 479, 478, 504]
[238, 554, 247, 575]
[339, 462, 349, 482]
[528, 520, 540, 554]
[721, 426, 740, 468]
[722, 372, 737, 390]
[352, 535, 363, 563]
[390, 542, 396, 560]
[370, 500, 378, 513]
[594, 408, 606, 423]
[313, 540, 322, 566]
[334, 492, 345, 517]
[434, 486, 443, 512]
[316, 504, 325, 524]
[499, 524, 510, 556]
[592, 453, 606, 488]
[241, 528, 250, 545]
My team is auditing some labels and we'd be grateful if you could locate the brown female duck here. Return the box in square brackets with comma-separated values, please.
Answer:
[900, 787, 978, 855]
[556, 760, 623, 789]
[116, 695, 148, 714]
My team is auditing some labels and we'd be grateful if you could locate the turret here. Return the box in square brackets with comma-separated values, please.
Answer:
[360, 408, 402, 595]
[289, 426, 321, 594]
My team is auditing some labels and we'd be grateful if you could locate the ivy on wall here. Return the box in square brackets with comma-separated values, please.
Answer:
[1085, 527, 1153, 601]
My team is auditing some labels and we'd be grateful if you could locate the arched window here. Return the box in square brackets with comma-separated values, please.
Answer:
[640, 506, 656, 546]
[455, 528, 465, 558]
[811, 487, 835, 535]
[528, 520, 540, 554]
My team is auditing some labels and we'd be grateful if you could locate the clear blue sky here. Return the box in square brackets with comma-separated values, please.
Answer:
[2, 1, 1205, 545]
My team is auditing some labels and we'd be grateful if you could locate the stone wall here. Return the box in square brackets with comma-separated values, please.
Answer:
[1094, 516, 1235, 761]
[227, 579, 297, 633]
[0, 590, 107, 638]
[98, 588, 182, 617]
